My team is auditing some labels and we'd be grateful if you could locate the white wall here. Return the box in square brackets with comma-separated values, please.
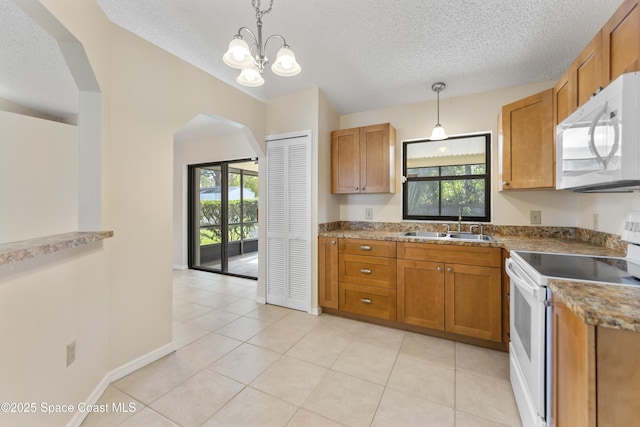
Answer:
[339, 81, 580, 226]
[577, 192, 640, 235]
[0, 0, 267, 424]
[262, 87, 341, 311]
[0, 111, 78, 242]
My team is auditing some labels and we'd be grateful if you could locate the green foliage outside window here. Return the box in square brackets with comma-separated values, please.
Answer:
[199, 199, 258, 245]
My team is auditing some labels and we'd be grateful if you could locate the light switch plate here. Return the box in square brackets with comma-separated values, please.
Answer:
[365, 208, 373, 220]
[530, 210, 542, 225]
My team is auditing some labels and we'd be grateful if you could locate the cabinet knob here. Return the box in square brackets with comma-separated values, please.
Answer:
[447, 267, 453, 273]
[362, 187, 366, 191]
[360, 245, 372, 251]
[331, 240, 336, 245]
[355, 186, 359, 191]
[360, 298, 372, 305]
[360, 268, 372, 274]
[502, 181, 509, 186]
[437, 266, 443, 272]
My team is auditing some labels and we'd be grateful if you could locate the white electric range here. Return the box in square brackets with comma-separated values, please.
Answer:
[505, 211, 640, 427]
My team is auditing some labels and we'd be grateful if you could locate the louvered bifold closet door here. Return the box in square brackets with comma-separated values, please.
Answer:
[266, 134, 311, 311]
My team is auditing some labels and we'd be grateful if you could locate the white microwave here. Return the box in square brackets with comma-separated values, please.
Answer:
[556, 72, 640, 192]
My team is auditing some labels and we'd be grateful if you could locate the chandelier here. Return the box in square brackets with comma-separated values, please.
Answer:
[223, 0, 301, 87]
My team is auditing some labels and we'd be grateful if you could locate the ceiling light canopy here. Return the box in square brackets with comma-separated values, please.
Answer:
[430, 82, 447, 140]
[223, 0, 301, 87]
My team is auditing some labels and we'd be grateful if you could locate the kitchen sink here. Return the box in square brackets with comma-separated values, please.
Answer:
[401, 231, 448, 238]
[399, 231, 495, 242]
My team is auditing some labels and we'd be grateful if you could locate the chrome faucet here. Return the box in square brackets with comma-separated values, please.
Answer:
[457, 207, 463, 232]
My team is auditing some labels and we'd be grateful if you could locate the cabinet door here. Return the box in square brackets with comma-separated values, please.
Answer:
[318, 237, 339, 309]
[554, 70, 572, 125]
[397, 259, 445, 330]
[602, 0, 640, 84]
[444, 264, 501, 342]
[500, 88, 555, 190]
[550, 295, 596, 427]
[574, 33, 603, 108]
[331, 128, 360, 194]
[359, 123, 395, 193]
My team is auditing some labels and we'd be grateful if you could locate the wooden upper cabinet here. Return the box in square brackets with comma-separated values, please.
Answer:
[555, 33, 603, 125]
[500, 88, 555, 191]
[554, 69, 572, 125]
[602, 0, 640, 85]
[331, 123, 396, 194]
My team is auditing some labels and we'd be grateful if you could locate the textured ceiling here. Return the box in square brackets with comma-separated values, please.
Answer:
[1, 0, 626, 120]
[96, 0, 624, 114]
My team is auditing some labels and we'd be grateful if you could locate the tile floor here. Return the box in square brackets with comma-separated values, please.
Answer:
[82, 269, 523, 427]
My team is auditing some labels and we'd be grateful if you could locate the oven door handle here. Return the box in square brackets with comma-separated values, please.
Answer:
[505, 258, 544, 301]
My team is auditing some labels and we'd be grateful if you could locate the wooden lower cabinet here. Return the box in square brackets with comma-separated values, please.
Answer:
[318, 237, 339, 309]
[339, 282, 396, 320]
[396, 255, 502, 343]
[397, 259, 445, 329]
[319, 238, 506, 348]
[551, 293, 640, 427]
[444, 264, 502, 342]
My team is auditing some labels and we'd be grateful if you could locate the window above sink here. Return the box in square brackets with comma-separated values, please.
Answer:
[402, 133, 491, 222]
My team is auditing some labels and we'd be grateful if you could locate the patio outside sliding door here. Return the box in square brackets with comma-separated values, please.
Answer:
[188, 159, 259, 279]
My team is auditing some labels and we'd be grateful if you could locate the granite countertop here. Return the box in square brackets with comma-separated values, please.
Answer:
[549, 280, 640, 332]
[319, 229, 626, 257]
[0, 231, 114, 265]
[321, 228, 639, 331]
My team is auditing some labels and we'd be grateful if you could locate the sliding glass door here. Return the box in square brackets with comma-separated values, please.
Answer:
[188, 159, 258, 279]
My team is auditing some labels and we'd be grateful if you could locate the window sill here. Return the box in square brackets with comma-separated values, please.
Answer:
[0, 231, 113, 266]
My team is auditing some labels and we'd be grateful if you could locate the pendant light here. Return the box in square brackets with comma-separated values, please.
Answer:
[430, 82, 447, 140]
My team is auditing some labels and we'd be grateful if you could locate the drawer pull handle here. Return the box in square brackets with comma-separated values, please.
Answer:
[360, 298, 372, 304]
[360, 268, 372, 274]
[360, 245, 372, 251]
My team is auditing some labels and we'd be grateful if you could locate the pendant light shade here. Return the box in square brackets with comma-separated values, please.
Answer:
[237, 67, 265, 87]
[271, 46, 301, 76]
[430, 124, 447, 140]
[430, 82, 447, 140]
[223, 37, 254, 69]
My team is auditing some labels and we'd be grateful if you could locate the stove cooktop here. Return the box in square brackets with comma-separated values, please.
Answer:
[516, 252, 640, 286]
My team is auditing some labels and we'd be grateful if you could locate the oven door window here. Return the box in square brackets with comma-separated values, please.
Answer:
[514, 286, 532, 360]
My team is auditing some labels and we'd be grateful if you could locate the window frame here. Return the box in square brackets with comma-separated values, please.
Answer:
[402, 133, 491, 222]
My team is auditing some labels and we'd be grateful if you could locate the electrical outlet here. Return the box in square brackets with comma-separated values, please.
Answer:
[67, 341, 76, 367]
[530, 210, 542, 225]
[365, 208, 373, 220]
[593, 213, 599, 230]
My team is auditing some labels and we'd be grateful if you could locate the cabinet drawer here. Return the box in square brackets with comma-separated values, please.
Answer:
[339, 283, 397, 320]
[397, 242, 501, 267]
[339, 239, 396, 257]
[339, 254, 396, 289]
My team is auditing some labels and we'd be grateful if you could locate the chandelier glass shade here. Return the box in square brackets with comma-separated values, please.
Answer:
[430, 82, 448, 140]
[223, 0, 301, 87]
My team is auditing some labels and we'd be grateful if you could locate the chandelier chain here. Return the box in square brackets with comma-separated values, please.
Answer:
[252, 0, 274, 20]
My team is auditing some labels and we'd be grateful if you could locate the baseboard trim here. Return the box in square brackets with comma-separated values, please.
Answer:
[309, 306, 322, 316]
[108, 342, 175, 383]
[256, 296, 266, 304]
[172, 264, 188, 270]
[66, 342, 175, 427]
